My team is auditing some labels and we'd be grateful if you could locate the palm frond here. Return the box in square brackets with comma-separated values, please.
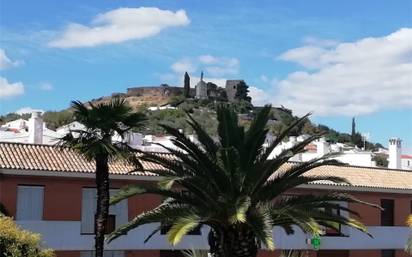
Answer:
[182, 249, 209, 257]
[167, 214, 202, 245]
[228, 196, 251, 224]
[247, 204, 275, 250]
[107, 202, 198, 242]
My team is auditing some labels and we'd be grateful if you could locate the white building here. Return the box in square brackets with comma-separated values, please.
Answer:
[268, 136, 376, 167]
[0, 112, 61, 145]
[401, 154, 412, 170]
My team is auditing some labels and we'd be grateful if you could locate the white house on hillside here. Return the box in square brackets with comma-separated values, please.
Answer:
[0, 112, 61, 145]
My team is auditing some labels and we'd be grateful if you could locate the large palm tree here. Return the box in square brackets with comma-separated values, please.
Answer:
[108, 105, 378, 257]
[58, 99, 145, 257]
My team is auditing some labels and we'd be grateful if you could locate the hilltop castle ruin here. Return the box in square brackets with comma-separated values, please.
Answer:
[123, 72, 250, 103]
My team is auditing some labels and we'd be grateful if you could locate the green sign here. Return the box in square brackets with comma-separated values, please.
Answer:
[311, 235, 321, 250]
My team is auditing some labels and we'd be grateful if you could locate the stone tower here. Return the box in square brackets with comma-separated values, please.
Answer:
[225, 80, 241, 102]
[195, 71, 208, 100]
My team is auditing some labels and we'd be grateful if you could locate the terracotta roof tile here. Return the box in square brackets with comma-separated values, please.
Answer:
[0, 142, 411, 191]
[0, 142, 168, 176]
[275, 162, 412, 191]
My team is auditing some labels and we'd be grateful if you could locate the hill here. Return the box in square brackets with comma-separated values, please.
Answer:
[0, 84, 384, 152]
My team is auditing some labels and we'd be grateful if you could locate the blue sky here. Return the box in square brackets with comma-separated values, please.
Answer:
[0, 0, 411, 150]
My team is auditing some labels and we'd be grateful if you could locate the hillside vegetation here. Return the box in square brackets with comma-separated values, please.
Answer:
[0, 95, 383, 151]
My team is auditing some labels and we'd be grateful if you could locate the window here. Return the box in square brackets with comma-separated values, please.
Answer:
[317, 250, 349, 257]
[380, 199, 394, 226]
[105, 215, 116, 234]
[80, 251, 124, 257]
[160, 250, 185, 257]
[381, 250, 395, 257]
[81, 188, 128, 234]
[323, 206, 342, 236]
[16, 185, 44, 220]
[410, 200, 412, 214]
[93, 214, 116, 234]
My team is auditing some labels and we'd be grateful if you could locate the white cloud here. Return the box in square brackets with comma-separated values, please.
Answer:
[171, 58, 196, 74]
[198, 55, 239, 77]
[0, 49, 21, 70]
[302, 36, 339, 47]
[249, 86, 273, 106]
[170, 54, 240, 80]
[39, 82, 54, 91]
[48, 7, 190, 48]
[15, 107, 44, 115]
[162, 55, 240, 87]
[275, 28, 412, 116]
[0, 77, 25, 99]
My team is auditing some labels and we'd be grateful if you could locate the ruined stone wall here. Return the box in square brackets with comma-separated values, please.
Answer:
[126, 86, 184, 97]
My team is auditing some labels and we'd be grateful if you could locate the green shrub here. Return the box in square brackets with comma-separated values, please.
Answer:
[0, 216, 55, 257]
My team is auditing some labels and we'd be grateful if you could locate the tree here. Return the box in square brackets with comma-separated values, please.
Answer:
[351, 117, 356, 143]
[108, 105, 378, 257]
[372, 154, 388, 168]
[184, 72, 191, 98]
[406, 215, 412, 254]
[58, 99, 145, 257]
[0, 215, 55, 257]
[235, 81, 251, 102]
[42, 110, 73, 130]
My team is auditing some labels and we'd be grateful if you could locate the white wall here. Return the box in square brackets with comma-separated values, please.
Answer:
[401, 158, 412, 170]
[17, 221, 410, 251]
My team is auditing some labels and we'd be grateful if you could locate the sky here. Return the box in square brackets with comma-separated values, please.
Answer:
[0, 0, 411, 150]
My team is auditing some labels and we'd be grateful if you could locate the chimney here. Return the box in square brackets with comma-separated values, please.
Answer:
[388, 138, 401, 169]
[28, 112, 43, 144]
[316, 137, 330, 157]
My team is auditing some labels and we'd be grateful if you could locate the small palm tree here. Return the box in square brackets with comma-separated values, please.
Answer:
[58, 99, 145, 257]
[108, 105, 378, 257]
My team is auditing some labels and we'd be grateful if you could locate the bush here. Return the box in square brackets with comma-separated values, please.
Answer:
[0, 215, 55, 257]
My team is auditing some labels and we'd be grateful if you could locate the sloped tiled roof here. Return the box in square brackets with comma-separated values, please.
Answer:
[0, 142, 411, 191]
[0, 142, 168, 176]
[303, 164, 412, 190]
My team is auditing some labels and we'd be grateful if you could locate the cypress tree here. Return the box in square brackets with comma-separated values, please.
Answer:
[184, 72, 190, 98]
[351, 117, 356, 143]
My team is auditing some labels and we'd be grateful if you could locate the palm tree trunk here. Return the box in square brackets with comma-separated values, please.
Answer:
[95, 154, 110, 257]
[208, 225, 259, 257]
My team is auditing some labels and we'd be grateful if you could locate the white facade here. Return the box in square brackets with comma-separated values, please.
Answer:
[268, 136, 377, 167]
[147, 106, 177, 111]
[401, 155, 412, 170]
[17, 220, 410, 251]
[0, 112, 61, 145]
[56, 121, 86, 135]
